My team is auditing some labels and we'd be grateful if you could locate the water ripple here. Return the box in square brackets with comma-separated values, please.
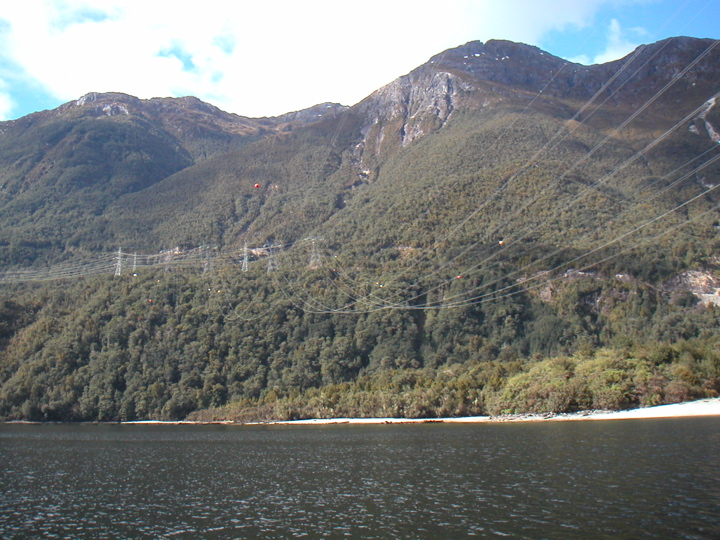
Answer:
[1, 419, 719, 538]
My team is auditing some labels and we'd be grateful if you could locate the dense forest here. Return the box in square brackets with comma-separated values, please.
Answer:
[1, 37, 719, 421]
[2, 239, 719, 422]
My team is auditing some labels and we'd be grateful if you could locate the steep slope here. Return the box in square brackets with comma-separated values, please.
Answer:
[0, 93, 347, 264]
[91, 38, 720, 260]
[1, 37, 719, 422]
[353, 37, 720, 166]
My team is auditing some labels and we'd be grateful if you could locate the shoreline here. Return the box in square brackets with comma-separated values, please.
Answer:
[268, 397, 720, 425]
[5, 397, 719, 426]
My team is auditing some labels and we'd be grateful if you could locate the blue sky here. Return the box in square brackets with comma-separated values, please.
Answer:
[0, 0, 718, 121]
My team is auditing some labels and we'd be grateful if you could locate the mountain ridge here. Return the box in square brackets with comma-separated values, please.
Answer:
[1, 36, 718, 260]
[0, 36, 719, 422]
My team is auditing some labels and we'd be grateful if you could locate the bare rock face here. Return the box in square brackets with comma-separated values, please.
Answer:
[689, 96, 720, 145]
[665, 270, 719, 294]
[349, 36, 719, 182]
[663, 270, 720, 306]
[356, 70, 469, 158]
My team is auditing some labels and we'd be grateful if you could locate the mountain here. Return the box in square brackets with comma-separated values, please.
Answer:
[0, 37, 719, 422]
[0, 92, 346, 263]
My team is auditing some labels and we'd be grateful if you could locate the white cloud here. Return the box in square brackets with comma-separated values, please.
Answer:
[0, 0, 648, 118]
[0, 73, 14, 120]
[0, 91, 14, 120]
[463, 0, 610, 44]
[566, 54, 592, 65]
[592, 18, 643, 64]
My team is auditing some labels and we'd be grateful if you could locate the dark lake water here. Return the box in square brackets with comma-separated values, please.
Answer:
[1, 418, 719, 539]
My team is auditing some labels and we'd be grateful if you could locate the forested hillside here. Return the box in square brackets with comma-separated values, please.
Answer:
[1, 37, 719, 421]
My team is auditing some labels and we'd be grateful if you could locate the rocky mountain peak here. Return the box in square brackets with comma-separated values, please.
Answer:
[273, 103, 349, 127]
[65, 91, 141, 117]
[430, 39, 570, 88]
[351, 36, 719, 168]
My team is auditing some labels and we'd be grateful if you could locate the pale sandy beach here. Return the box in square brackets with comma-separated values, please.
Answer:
[101, 397, 720, 426]
[269, 397, 720, 425]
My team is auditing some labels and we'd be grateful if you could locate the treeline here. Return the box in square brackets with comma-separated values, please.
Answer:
[1, 101, 719, 423]
[190, 342, 720, 422]
[1, 251, 719, 422]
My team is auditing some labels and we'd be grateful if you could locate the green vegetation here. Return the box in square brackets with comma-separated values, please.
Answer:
[1, 255, 719, 422]
[1, 40, 719, 422]
[191, 343, 720, 422]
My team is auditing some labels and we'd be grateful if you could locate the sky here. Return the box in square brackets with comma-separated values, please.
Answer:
[0, 0, 718, 121]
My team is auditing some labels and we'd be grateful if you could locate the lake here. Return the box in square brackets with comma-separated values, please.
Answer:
[1, 418, 719, 538]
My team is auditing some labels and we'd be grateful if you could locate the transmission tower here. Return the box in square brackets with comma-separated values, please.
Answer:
[266, 243, 279, 273]
[202, 246, 215, 275]
[114, 247, 123, 276]
[242, 242, 249, 272]
[308, 238, 322, 269]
